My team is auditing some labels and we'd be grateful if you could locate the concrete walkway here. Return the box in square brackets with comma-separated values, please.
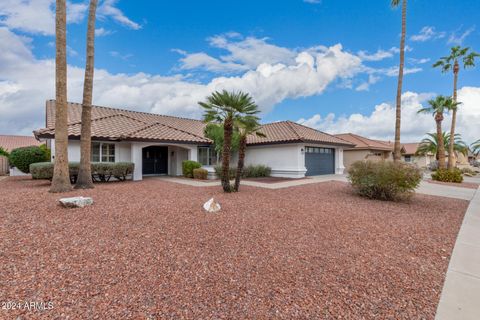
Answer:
[436, 186, 480, 320]
[157, 175, 475, 200]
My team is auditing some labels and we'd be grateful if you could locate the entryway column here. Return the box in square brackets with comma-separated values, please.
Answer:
[335, 148, 345, 174]
[131, 143, 143, 181]
[188, 146, 198, 162]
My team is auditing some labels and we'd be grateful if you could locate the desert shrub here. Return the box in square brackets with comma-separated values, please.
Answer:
[431, 168, 463, 183]
[214, 165, 236, 180]
[112, 162, 135, 181]
[348, 160, 422, 201]
[30, 162, 54, 180]
[242, 164, 272, 178]
[9, 146, 49, 173]
[193, 168, 208, 180]
[182, 160, 202, 178]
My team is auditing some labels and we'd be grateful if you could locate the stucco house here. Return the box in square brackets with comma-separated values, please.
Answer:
[401, 143, 435, 168]
[34, 100, 354, 180]
[333, 133, 401, 169]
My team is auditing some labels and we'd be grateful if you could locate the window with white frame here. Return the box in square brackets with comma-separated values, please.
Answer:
[91, 142, 115, 162]
[198, 146, 217, 166]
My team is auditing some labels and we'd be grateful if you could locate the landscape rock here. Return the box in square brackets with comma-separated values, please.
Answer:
[59, 196, 94, 208]
[203, 197, 221, 213]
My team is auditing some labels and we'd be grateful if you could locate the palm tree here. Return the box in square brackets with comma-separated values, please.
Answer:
[416, 132, 468, 159]
[391, 0, 407, 162]
[433, 46, 479, 169]
[471, 139, 480, 156]
[204, 123, 240, 164]
[199, 90, 260, 192]
[233, 116, 265, 192]
[417, 96, 458, 169]
[75, 0, 98, 189]
[50, 0, 71, 193]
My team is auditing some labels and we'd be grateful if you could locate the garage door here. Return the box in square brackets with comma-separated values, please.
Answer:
[305, 146, 335, 176]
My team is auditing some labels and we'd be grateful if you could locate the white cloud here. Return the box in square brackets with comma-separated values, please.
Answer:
[298, 89, 480, 144]
[98, 0, 141, 30]
[95, 27, 114, 36]
[357, 47, 398, 62]
[174, 50, 248, 73]
[304, 0, 321, 4]
[409, 57, 430, 64]
[448, 26, 475, 45]
[0, 0, 138, 35]
[0, 28, 363, 135]
[410, 26, 446, 42]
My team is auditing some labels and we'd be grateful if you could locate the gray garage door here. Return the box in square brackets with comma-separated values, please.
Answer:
[305, 146, 335, 176]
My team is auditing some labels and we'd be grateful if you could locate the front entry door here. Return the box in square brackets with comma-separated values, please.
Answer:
[142, 146, 168, 175]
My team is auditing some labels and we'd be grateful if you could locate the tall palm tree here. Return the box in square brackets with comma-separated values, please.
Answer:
[416, 132, 468, 159]
[471, 139, 480, 156]
[75, 0, 98, 189]
[391, 0, 407, 162]
[199, 90, 260, 192]
[433, 46, 479, 169]
[417, 96, 458, 169]
[50, 0, 71, 193]
[204, 123, 240, 164]
[233, 116, 265, 192]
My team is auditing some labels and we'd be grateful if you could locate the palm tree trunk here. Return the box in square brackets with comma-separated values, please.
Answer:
[75, 0, 98, 189]
[233, 135, 247, 192]
[393, 0, 407, 162]
[221, 116, 233, 192]
[436, 117, 446, 169]
[447, 62, 459, 169]
[50, 0, 71, 193]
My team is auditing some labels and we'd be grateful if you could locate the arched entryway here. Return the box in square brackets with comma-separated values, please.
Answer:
[142, 146, 168, 175]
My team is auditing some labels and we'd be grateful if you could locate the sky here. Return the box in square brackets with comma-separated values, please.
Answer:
[0, 0, 479, 143]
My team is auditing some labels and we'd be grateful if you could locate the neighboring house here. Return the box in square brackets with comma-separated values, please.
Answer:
[401, 143, 435, 168]
[333, 133, 397, 169]
[0, 135, 44, 175]
[34, 100, 354, 180]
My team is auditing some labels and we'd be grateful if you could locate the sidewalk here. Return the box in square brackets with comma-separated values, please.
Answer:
[436, 186, 480, 320]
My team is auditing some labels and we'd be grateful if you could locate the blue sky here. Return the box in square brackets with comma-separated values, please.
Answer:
[1, 0, 479, 142]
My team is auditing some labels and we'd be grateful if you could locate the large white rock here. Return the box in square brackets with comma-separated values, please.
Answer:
[59, 196, 94, 208]
[203, 198, 221, 213]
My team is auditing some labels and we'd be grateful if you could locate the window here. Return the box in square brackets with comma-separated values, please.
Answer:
[306, 147, 333, 154]
[404, 155, 412, 162]
[198, 146, 217, 166]
[91, 142, 115, 162]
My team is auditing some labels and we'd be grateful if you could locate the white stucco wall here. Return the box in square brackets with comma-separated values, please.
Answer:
[245, 143, 305, 178]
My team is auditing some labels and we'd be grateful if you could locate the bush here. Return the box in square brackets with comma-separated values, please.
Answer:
[9, 146, 49, 173]
[431, 168, 463, 183]
[193, 168, 208, 180]
[427, 160, 439, 171]
[0, 146, 9, 157]
[182, 160, 202, 178]
[348, 160, 422, 201]
[30, 162, 134, 182]
[461, 167, 477, 176]
[214, 165, 236, 180]
[242, 164, 271, 178]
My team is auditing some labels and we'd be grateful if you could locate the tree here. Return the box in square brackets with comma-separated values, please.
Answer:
[433, 46, 479, 169]
[391, 0, 407, 162]
[199, 90, 260, 192]
[417, 96, 458, 169]
[233, 116, 265, 192]
[50, 0, 71, 193]
[471, 139, 480, 156]
[416, 132, 468, 159]
[204, 123, 240, 164]
[75, 0, 98, 189]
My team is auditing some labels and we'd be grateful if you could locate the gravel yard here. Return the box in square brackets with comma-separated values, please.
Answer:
[0, 176, 468, 319]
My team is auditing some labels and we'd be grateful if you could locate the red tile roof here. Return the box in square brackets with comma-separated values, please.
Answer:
[402, 143, 420, 155]
[334, 133, 394, 151]
[0, 135, 43, 152]
[35, 100, 353, 147]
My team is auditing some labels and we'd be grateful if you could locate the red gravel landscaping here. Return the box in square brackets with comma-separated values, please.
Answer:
[0, 176, 468, 319]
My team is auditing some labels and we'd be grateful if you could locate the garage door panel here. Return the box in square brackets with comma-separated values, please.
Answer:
[305, 147, 335, 176]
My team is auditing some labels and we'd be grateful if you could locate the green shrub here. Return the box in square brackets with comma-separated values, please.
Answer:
[214, 165, 236, 180]
[182, 160, 201, 178]
[348, 160, 422, 201]
[193, 168, 208, 180]
[242, 164, 271, 178]
[9, 146, 49, 173]
[30, 162, 134, 182]
[432, 168, 463, 183]
[0, 146, 9, 157]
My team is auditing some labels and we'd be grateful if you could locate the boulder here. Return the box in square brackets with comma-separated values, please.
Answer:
[203, 198, 221, 213]
[59, 196, 94, 208]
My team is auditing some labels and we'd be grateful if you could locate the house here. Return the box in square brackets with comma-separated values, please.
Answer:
[333, 133, 399, 169]
[34, 100, 354, 180]
[0, 135, 45, 175]
[401, 142, 435, 168]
